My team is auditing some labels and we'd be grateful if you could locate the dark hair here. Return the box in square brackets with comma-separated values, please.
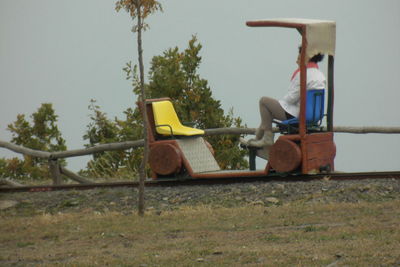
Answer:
[309, 53, 324, 63]
[298, 46, 324, 63]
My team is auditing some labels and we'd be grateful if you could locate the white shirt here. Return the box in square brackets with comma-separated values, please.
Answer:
[279, 66, 326, 118]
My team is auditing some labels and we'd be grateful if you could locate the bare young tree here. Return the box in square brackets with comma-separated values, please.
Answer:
[115, 0, 162, 216]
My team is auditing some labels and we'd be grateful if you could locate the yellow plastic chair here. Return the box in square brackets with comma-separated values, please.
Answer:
[152, 100, 205, 136]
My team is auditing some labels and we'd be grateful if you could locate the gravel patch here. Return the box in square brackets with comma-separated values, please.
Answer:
[1, 178, 399, 216]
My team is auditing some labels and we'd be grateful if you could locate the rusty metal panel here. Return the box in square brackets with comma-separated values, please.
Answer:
[303, 133, 336, 173]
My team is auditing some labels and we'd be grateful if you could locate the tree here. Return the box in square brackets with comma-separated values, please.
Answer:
[116, 0, 162, 216]
[7, 103, 66, 153]
[2, 103, 67, 180]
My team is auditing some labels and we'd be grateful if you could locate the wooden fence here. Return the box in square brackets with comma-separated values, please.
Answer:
[1, 126, 399, 186]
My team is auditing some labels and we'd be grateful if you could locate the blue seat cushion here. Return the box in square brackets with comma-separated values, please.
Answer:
[280, 117, 299, 125]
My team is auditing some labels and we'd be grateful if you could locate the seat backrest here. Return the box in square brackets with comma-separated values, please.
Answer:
[152, 100, 204, 136]
[152, 100, 182, 133]
[305, 89, 325, 123]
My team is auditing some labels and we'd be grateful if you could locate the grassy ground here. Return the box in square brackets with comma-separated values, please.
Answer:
[1, 199, 400, 266]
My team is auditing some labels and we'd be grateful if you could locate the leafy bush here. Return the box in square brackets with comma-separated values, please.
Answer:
[1, 104, 66, 180]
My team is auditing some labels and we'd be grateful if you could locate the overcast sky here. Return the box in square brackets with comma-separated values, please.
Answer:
[1, 0, 399, 172]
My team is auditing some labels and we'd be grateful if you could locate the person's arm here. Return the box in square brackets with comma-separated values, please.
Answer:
[281, 74, 300, 104]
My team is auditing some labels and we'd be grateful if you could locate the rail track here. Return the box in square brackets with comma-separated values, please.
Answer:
[1, 171, 400, 193]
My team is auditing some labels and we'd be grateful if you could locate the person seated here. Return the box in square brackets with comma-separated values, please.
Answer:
[241, 46, 326, 149]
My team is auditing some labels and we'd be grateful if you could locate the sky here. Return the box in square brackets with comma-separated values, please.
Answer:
[1, 0, 399, 173]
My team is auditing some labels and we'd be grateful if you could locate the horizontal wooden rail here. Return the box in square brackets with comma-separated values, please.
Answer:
[52, 140, 144, 159]
[1, 126, 399, 186]
[329, 126, 400, 134]
[0, 140, 144, 159]
[1, 126, 400, 159]
[0, 140, 51, 158]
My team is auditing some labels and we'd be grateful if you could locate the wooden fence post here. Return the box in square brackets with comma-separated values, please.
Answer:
[49, 159, 62, 185]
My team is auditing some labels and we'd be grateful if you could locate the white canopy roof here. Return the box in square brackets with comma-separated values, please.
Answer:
[246, 18, 336, 58]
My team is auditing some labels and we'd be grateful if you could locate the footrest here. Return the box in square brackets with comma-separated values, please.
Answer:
[176, 137, 220, 173]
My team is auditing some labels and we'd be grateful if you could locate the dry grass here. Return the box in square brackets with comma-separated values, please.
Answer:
[1, 200, 400, 266]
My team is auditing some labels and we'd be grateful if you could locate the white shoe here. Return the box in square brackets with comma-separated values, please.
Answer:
[248, 131, 274, 148]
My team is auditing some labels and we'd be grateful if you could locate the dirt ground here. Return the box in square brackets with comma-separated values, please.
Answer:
[1, 178, 400, 266]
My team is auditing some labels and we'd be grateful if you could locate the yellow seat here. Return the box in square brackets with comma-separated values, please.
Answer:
[152, 100, 205, 136]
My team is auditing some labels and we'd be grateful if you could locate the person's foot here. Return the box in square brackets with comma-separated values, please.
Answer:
[248, 131, 274, 148]
[239, 137, 259, 146]
[239, 137, 252, 146]
[248, 139, 267, 148]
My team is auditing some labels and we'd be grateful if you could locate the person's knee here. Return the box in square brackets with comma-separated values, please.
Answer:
[259, 96, 270, 105]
